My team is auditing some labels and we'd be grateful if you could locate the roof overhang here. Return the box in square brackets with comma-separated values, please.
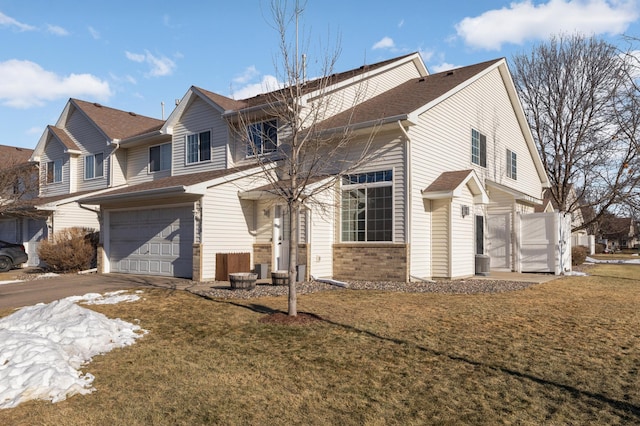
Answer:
[422, 170, 490, 204]
[485, 180, 542, 206]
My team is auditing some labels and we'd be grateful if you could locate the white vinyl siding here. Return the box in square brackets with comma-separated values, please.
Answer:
[431, 199, 449, 278]
[172, 97, 228, 176]
[125, 141, 172, 185]
[52, 201, 100, 231]
[450, 189, 475, 277]
[65, 107, 112, 192]
[40, 138, 69, 197]
[200, 172, 268, 280]
[308, 187, 334, 278]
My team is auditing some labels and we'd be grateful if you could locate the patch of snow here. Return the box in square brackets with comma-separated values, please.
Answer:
[0, 292, 146, 409]
[564, 271, 587, 276]
[66, 290, 141, 305]
[36, 273, 60, 279]
[585, 256, 640, 264]
[0, 280, 23, 286]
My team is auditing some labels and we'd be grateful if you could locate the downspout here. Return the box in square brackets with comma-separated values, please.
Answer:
[109, 141, 120, 188]
[397, 121, 412, 282]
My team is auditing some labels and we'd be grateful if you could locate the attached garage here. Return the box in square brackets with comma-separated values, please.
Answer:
[0, 218, 18, 243]
[108, 206, 194, 278]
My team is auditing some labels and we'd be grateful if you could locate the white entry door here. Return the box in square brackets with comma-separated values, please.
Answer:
[487, 213, 511, 270]
[273, 205, 289, 271]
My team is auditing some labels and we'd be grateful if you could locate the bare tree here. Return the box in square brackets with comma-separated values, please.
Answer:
[512, 34, 640, 231]
[0, 146, 40, 218]
[230, 0, 378, 316]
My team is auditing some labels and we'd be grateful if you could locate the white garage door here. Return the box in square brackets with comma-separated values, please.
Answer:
[109, 206, 194, 278]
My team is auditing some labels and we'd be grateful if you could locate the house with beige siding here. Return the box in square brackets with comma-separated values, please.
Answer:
[23, 99, 165, 266]
[72, 52, 549, 281]
[19, 52, 549, 280]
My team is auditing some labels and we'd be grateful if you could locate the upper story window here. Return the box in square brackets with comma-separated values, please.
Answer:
[507, 149, 517, 180]
[186, 130, 211, 165]
[247, 120, 277, 156]
[149, 143, 171, 172]
[84, 153, 104, 180]
[471, 129, 486, 167]
[46, 159, 62, 184]
[341, 170, 393, 242]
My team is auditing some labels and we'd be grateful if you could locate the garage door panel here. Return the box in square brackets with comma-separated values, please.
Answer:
[109, 206, 194, 278]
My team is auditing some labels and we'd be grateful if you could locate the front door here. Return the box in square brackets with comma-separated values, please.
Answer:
[273, 205, 289, 271]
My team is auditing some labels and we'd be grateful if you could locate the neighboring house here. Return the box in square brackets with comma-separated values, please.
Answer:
[22, 99, 166, 266]
[0, 144, 37, 252]
[74, 52, 549, 281]
[536, 186, 595, 254]
[599, 216, 639, 251]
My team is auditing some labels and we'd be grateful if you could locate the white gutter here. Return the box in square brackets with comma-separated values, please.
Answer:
[109, 140, 120, 188]
[397, 121, 412, 251]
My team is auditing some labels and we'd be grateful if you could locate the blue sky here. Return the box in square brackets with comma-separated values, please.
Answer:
[1, 0, 639, 149]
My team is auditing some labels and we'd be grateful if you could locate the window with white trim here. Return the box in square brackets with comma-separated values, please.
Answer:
[84, 153, 104, 180]
[341, 170, 393, 242]
[247, 120, 277, 156]
[149, 143, 171, 172]
[471, 129, 486, 167]
[46, 159, 62, 183]
[186, 130, 211, 164]
[507, 149, 517, 180]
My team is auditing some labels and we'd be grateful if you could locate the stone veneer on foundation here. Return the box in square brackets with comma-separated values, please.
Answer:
[333, 243, 409, 282]
[253, 243, 309, 278]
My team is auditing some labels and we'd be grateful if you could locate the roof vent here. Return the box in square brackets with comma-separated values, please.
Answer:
[418, 78, 426, 82]
[128, 111, 137, 116]
[93, 102, 102, 107]
[446, 71, 454, 76]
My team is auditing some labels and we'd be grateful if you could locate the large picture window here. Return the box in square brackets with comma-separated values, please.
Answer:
[471, 129, 487, 167]
[149, 143, 171, 172]
[84, 153, 104, 180]
[186, 131, 211, 164]
[46, 159, 62, 183]
[341, 170, 393, 242]
[247, 120, 277, 156]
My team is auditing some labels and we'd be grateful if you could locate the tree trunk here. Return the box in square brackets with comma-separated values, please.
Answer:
[288, 202, 298, 316]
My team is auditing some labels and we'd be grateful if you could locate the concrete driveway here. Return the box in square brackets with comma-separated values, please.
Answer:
[0, 269, 197, 310]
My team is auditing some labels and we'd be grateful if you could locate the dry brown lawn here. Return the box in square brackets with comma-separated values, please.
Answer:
[1, 264, 639, 425]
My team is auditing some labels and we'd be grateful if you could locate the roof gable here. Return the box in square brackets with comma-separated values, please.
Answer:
[422, 169, 489, 204]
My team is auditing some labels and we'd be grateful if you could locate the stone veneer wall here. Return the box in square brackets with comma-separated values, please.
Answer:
[192, 243, 202, 282]
[333, 243, 409, 282]
[97, 244, 104, 274]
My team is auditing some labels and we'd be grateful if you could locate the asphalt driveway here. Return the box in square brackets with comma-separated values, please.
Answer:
[0, 269, 197, 310]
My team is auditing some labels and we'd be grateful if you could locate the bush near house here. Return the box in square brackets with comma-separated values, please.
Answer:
[595, 243, 606, 254]
[37, 227, 98, 272]
[572, 245, 588, 266]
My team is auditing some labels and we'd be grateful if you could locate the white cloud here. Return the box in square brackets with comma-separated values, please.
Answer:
[0, 11, 35, 32]
[88, 26, 100, 40]
[46, 24, 69, 36]
[233, 65, 260, 84]
[231, 75, 282, 99]
[125, 50, 176, 77]
[26, 126, 42, 135]
[0, 59, 112, 108]
[430, 62, 461, 73]
[456, 0, 640, 50]
[372, 36, 396, 50]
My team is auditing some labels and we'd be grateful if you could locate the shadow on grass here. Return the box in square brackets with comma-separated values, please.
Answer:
[214, 299, 640, 422]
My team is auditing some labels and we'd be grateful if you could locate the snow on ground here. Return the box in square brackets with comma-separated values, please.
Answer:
[585, 256, 640, 264]
[0, 291, 146, 409]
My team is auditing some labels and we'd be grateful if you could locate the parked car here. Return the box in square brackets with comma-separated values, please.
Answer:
[0, 240, 28, 272]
